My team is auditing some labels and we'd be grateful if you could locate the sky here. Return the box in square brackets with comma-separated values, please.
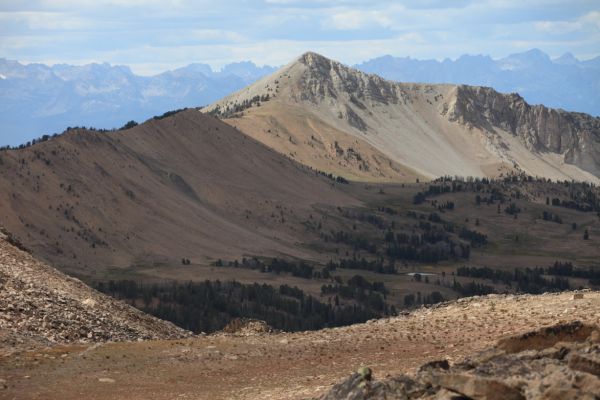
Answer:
[0, 0, 599, 75]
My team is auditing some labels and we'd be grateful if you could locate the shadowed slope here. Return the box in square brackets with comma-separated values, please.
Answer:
[0, 110, 357, 276]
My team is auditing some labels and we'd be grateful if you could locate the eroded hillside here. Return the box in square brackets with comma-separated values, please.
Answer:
[205, 52, 600, 182]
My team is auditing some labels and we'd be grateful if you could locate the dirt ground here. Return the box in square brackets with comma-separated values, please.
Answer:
[2, 291, 598, 400]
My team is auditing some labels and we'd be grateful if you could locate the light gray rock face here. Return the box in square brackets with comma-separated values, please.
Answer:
[298, 52, 404, 106]
[208, 51, 600, 181]
[448, 86, 600, 177]
[298, 53, 600, 178]
[320, 321, 600, 400]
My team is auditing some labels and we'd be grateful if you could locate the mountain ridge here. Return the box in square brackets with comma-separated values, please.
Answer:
[0, 109, 357, 275]
[2, 48, 600, 147]
[0, 58, 278, 147]
[355, 48, 600, 117]
[204, 51, 600, 183]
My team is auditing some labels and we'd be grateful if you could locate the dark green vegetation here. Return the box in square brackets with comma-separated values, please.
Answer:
[94, 279, 380, 333]
[93, 175, 600, 333]
[208, 94, 272, 118]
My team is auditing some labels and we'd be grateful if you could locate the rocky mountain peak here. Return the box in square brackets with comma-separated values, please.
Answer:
[291, 52, 403, 109]
[206, 52, 600, 182]
[298, 51, 336, 70]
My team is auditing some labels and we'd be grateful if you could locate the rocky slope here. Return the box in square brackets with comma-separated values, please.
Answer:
[0, 229, 190, 353]
[321, 321, 599, 400]
[1, 290, 598, 399]
[447, 85, 600, 177]
[205, 52, 600, 182]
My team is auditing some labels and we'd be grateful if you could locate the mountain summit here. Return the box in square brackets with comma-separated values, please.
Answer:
[204, 52, 600, 182]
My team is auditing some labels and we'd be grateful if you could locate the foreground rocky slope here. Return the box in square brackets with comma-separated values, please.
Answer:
[322, 321, 599, 400]
[205, 52, 600, 182]
[2, 290, 598, 399]
[0, 229, 190, 352]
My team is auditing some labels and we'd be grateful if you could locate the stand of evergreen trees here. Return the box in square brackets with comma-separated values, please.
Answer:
[321, 275, 390, 313]
[455, 265, 575, 294]
[214, 257, 328, 279]
[545, 262, 600, 285]
[326, 257, 397, 274]
[94, 279, 380, 333]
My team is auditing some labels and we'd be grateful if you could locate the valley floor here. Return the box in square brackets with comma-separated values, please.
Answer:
[1, 291, 599, 399]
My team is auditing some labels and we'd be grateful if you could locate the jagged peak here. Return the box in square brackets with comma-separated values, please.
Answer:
[296, 51, 355, 75]
[298, 51, 331, 64]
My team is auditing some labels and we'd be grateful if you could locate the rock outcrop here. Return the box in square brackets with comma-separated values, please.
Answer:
[320, 321, 600, 400]
[447, 85, 600, 177]
[0, 228, 191, 351]
[220, 318, 277, 336]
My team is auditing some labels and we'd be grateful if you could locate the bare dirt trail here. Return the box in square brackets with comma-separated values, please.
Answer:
[2, 291, 598, 400]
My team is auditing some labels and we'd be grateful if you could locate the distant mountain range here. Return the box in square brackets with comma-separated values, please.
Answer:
[0, 59, 276, 146]
[355, 49, 600, 118]
[1, 49, 599, 146]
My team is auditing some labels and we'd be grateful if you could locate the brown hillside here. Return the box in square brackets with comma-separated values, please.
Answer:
[0, 110, 357, 276]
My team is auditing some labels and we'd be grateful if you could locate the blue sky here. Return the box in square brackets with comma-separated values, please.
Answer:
[1, 0, 599, 75]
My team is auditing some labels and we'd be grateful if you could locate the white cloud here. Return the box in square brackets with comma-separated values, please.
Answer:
[326, 9, 394, 30]
[0, 34, 53, 49]
[0, 0, 598, 73]
[534, 20, 581, 34]
[534, 10, 600, 36]
[0, 11, 92, 30]
[190, 29, 246, 43]
[580, 10, 600, 29]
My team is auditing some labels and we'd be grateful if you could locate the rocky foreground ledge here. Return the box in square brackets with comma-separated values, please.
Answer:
[1, 227, 600, 399]
[0, 229, 190, 352]
[321, 321, 599, 400]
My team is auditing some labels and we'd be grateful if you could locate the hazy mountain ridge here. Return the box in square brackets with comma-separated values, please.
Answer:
[2, 48, 599, 148]
[206, 52, 600, 182]
[0, 58, 277, 146]
[355, 49, 600, 117]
